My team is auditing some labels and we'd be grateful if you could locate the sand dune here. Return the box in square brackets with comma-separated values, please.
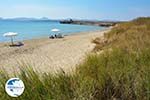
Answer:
[0, 29, 109, 74]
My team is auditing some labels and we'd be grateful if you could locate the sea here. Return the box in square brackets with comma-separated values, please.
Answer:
[0, 20, 105, 42]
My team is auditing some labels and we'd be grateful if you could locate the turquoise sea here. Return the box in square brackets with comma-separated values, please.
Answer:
[0, 20, 105, 42]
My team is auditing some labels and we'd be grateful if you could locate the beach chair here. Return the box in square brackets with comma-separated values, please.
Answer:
[56, 33, 63, 38]
[49, 35, 55, 39]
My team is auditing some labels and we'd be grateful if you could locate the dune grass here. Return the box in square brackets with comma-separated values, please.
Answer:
[0, 17, 150, 100]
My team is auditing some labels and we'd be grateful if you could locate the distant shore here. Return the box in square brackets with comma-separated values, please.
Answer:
[0, 28, 111, 74]
[60, 19, 119, 27]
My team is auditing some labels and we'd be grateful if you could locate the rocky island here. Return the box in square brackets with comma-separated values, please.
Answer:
[60, 19, 119, 27]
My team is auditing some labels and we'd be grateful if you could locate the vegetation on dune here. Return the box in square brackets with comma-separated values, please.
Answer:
[94, 17, 150, 52]
[0, 17, 150, 100]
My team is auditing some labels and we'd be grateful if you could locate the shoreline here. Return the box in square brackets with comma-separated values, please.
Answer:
[0, 28, 108, 44]
[0, 28, 111, 74]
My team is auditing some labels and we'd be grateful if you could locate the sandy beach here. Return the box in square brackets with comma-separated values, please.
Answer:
[0, 29, 110, 74]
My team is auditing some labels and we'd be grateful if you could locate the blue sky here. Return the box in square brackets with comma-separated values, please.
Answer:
[0, 0, 150, 20]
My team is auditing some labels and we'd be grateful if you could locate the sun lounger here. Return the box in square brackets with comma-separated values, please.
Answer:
[55, 34, 63, 38]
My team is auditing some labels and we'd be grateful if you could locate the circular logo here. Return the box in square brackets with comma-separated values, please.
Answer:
[5, 78, 25, 97]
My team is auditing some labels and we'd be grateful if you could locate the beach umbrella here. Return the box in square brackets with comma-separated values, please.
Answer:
[3, 32, 18, 45]
[51, 28, 60, 32]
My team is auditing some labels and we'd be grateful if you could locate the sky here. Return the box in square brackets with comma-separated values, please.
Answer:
[0, 0, 150, 21]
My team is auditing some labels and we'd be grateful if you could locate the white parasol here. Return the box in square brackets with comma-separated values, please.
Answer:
[3, 32, 18, 45]
[51, 28, 60, 32]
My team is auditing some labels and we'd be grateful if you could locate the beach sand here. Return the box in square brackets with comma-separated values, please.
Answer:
[0, 29, 110, 74]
